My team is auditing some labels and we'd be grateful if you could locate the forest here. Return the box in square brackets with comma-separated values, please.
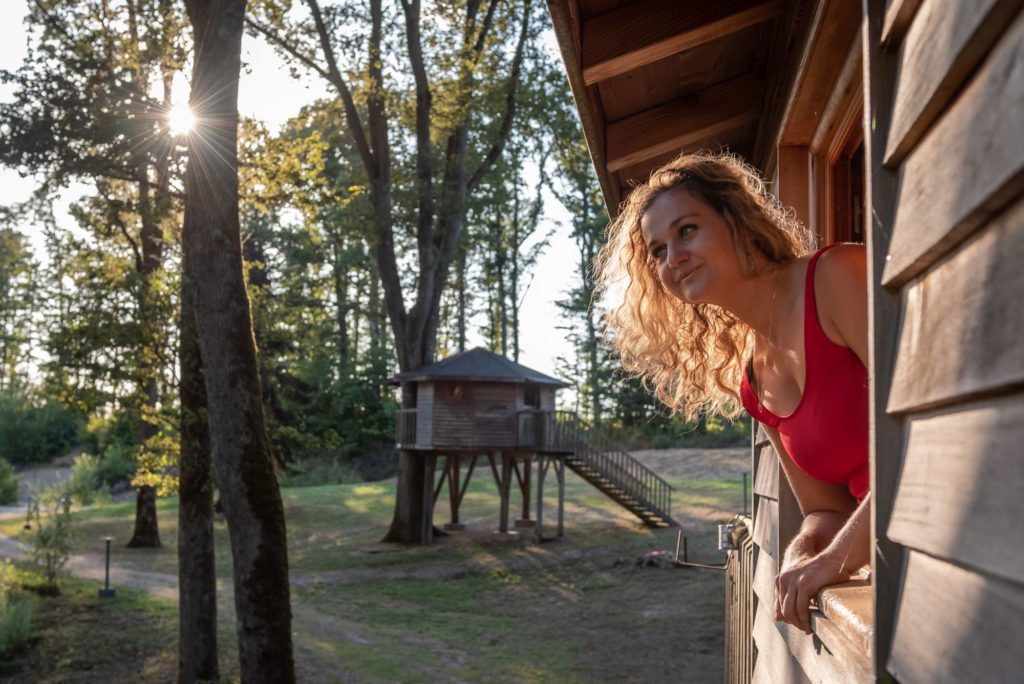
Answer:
[0, 1, 746, 681]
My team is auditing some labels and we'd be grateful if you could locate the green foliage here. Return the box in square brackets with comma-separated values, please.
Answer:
[95, 443, 137, 489]
[22, 487, 75, 592]
[0, 561, 35, 657]
[0, 390, 83, 465]
[0, 459, 18, 505]
[69, 454, 110, 507]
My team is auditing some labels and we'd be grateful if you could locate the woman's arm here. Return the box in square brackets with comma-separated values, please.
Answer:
[775, 494, 871, 633]
[773, 243, 872, 633]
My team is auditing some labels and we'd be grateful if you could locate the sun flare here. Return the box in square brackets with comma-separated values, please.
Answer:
[168, 102, 195, 135]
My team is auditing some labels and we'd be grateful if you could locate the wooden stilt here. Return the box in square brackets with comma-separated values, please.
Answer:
[499, 451, 512, 533]
[535, 456, 549, 543]
[433, 456, 450, 505]
[514, 453, 535, 528]
[445, 455, 465, 530]
[423, 453, 437, 543]
[556, 456, 565, 540]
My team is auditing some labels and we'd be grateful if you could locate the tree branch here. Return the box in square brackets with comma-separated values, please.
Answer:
[400, 0, 437, 300]
[243, 16, 333, 82]
[468, 0, 532, 192]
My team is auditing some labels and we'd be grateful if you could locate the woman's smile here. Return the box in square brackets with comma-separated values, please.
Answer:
[641, 188, 744, 306]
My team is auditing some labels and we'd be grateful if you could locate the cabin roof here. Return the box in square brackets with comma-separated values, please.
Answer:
[548, 0, 803, 214]
[390, 347, 571, 388]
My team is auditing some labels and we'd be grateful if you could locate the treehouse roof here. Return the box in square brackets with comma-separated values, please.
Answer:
[390, 347, 570, 388]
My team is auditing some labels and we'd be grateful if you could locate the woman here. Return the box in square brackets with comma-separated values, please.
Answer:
[595, 152, 870, 635]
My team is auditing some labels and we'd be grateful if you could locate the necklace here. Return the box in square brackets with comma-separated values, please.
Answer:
[757, 280, 778, 414]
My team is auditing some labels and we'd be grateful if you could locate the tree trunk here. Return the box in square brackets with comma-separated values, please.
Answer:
[177, 259, 219, 683]
[182, 1, 295, 681]
[456, 243, 467, 354]
[127, 168, 163, 548]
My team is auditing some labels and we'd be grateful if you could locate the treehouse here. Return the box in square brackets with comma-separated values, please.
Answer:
[547, 0, 1023, 682]
[392, 347, 677, 537]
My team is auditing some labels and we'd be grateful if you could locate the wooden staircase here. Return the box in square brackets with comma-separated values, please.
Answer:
[519, 410, 678, 527]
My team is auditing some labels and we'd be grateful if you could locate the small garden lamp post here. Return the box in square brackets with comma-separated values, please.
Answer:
[98, 536, 116, 598]
[23, 496, 35, 530]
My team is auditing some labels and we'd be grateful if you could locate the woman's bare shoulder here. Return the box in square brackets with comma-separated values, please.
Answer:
[817, 243, 867, 287]
[815, 244, 868, 360]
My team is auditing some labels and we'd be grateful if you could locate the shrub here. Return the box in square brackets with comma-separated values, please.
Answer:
[0, 459, 17, 505]
[0, 561, 35, 657]
[69, 454, 109, 506]
[96, 443, 137, 488]
[0, 391, 83, 465]
[22, 486, 74, 592]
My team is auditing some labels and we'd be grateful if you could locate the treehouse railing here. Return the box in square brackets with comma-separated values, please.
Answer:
[517, 409, 675, 524]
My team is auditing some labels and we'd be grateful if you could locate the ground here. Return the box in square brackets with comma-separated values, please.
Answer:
[0, 447, 749, 683]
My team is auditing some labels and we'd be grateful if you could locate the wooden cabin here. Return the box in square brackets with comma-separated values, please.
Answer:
[391, 347, 678, 536]
[547, 1, 1023, 682]
[391, 346, 563, 451]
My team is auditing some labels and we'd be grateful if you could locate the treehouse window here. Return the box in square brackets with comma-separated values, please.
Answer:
[524, 385, 540, 408]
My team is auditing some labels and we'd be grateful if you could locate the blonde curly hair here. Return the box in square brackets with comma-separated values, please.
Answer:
[594, 151, 815, 420]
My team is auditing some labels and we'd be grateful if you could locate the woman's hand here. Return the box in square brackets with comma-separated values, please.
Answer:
[774, 552, 849, 634]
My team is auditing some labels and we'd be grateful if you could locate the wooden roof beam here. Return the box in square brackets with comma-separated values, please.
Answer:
[605, 73, 765, 173]
[582, 0, 784, 86]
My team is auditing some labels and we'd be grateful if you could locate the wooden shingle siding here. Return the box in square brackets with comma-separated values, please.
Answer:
[540, 388, 555, 412]
[416, 383, 434, 447]
[752, 548, 777, 607]
[881, 10, 1024, 286]
[752, 611, 813, 684]
[871, 0, 1024, 680]
[472, 383, 517, 447]
[752, 450, 778, 498]
[888, 551, 1024, 683]
[883, 0, 1022, 165]
[432, 382, 474, 446]
[887, 393, 1024, 586]
[753, 498, 779, 559]
[887, 197, 1024, 413]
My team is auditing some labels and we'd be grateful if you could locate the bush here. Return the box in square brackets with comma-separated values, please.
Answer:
[0, 391, 83, 465]
[0, 459, 18, 505]
[22, 486, 74, 592]
[69, 454, 109, 506]
[96, 443, 137, 488]
[0, 561, 34, 657]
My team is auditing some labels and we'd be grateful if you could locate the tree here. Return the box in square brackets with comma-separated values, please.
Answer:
[250, 0, 537, 542]
[0, 0, 191, 548]
[0, 228, 38, 390]
[181, 0, 295, 680]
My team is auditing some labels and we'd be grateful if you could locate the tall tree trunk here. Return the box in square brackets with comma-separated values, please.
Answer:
[511, 196, 520, 363]
[177, 260, 219, 683]
[456, 243, 467, 354]
[331, 233, 349, 377]
[127, 168, 163, 549]
[182, 1, 295, 681]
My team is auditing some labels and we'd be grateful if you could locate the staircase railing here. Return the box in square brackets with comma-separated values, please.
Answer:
[517, 409, 675, 523]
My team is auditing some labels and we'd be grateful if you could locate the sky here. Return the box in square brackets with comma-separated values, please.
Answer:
[0, 1, 579, 383]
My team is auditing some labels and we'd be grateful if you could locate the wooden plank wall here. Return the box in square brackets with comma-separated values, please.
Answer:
[472, 383, 517, 447]
[432, 382, 474, 447]
[866, 1, 1024, 681]
[416, 383, 434, 447]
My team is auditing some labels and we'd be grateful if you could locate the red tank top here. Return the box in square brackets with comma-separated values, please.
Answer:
[740, 246, 869, 501]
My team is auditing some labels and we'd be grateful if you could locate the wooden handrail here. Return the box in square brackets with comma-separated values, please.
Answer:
[517, 409, 676, 522]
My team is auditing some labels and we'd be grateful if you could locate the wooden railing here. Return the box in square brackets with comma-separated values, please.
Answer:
[395, 408, 417, 448]
[518, 409, 675, 523]
[725, 516, 754, 684]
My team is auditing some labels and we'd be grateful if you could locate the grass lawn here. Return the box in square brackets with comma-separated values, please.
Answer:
[0, 467, 745, 683]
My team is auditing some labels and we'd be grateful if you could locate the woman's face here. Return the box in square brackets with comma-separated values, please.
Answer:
[639, 187, 745, 306]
